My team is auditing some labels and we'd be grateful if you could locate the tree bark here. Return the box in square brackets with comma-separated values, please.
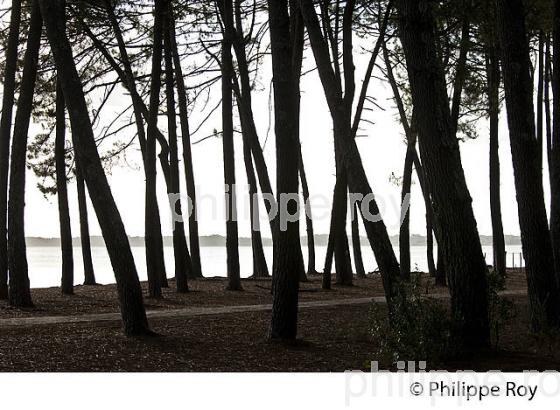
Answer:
[243, 136, 269, 278]
[269, 0, 302, 339]
[351, 202, 366, 278]
[75, 161, 96, 285]
[399, 139, 415, 280]
[96, 1, 169, 289]
[396, 0, 490, 348]
[56, 78, 74, 296]
[299, 0, 400, 302]
[299, 148, 317, 275]
[168, 7, 203, 279]
[496, 0, 560, 328]
[164, 4, 192, 292]
[144, 0, 168, 298]
[0, 0, 21, 300]
[220, 0, 242, 291]
[7, 0, 42, 308]
[332, 173, 353, 286]
[40, 0, 150, 335]
[486, 34, 506, 279]
[551, 0, 560, 285]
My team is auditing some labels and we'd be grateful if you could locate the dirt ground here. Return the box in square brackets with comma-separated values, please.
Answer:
[0, 269, 557, 372]
[0, 269, 526, 318]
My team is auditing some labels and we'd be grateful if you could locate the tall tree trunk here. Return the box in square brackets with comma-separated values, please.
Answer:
[56, 79, 74, 295]
[7, 0, 42, 308]
[399, 137, 415, 280]
[220, 0, 242, 291]
[144, 0, 168, 298]
[299, 148, 316, 275]
[351, 202, 366, 278]
[486, 34, 506, 279]
[100, 0, 167, 287]
[300, 0, 400, 303]
[537, 32, 545, 171]
[243, 138, 269, 278]
[546, 36, 553, 187]
[322, 194, 335, 290]
[0, 0, 21, 300]
[496, 0, 560, 328]
[168, 8, 203, 279]
[332, 173, 353, 286]
[164, 4, 191, 292]
[75, 161, 96, 285]
[40, 0, 150, 336]
[551, 0, 560, 285]
[396, 0, 490, 348]
[269, 0, 302, 340]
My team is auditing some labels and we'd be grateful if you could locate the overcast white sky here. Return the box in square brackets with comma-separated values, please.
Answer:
[15, 38, 529, 241]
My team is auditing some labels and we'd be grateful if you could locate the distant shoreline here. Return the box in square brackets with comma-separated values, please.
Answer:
[24, 234, 522, 248]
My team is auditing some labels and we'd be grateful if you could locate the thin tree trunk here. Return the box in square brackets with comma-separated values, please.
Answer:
[545, 36, 553, 187]
[537, 31, 545, 171]
[322, 197, 335, 290]
[40, 0, 150, 336]
[243, 138, 269, 278]
[299, 148, 316, 275]
[486, 32, 506, 278]
[56, 78, 74, 295]
[397, 0, 490, 348]
[300, 0, 400, 304]
[7, 0, 42, 308]
[497, 0, 560, 328]
[168, 9, 203, 279]
[399, 139, 415, 280]
[75, 161, 96, 285]
[0, 0, 21, 300]
[144, 0, 167, 298]
[332, 172, 353, 286]
[551, 0, 560, 285]
[164, 4, 191, 292]
[351, 202, 366, 278]
[99, 1, 169, 289]
[220, 0, 242, 291]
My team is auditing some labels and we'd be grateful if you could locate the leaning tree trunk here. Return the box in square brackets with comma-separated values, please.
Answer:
[40, 0, 150, 336]
[75, 161, 96, 285]
[8, 0, 42, 308]
[243, 137, 269, 278]
[168, 9, 203, 279]
[101, 0, 170, 287]
[0, 0, 21, 300]
[497, 0, 560, 328]
[299, 0, 400, 303]
[164, 4, 191, 292]
[351, 202, 366, 278]
[399, 137, 415, 281]
[299, 148, 317, 276]
[486, 34, 506, 279]
[396, 0, 490, 348]
[55, 79, 74, 295]
[221, 0, 241, 291]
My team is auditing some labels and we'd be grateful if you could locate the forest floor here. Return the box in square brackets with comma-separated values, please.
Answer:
[0, 269, 558, 371]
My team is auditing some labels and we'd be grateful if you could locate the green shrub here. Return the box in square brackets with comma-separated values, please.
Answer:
[487, 269, 517, 349]
[369, 273, 456, 365]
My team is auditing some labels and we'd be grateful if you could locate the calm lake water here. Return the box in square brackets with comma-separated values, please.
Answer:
[25, 244, 525, 288]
